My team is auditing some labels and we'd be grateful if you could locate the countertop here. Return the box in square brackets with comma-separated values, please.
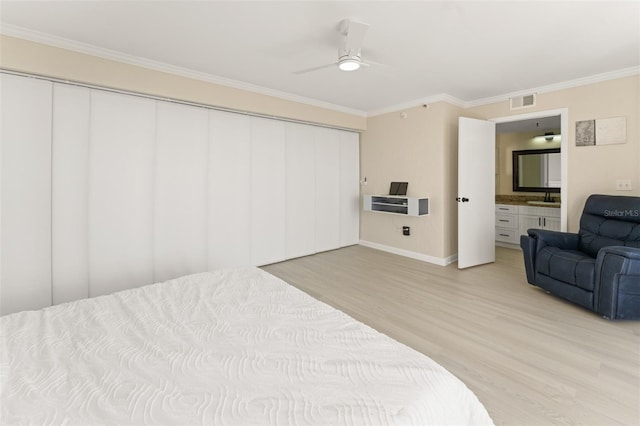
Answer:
[496, 195, 561, 208]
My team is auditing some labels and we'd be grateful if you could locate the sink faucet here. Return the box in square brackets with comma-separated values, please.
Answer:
[543, 191, 554, 202]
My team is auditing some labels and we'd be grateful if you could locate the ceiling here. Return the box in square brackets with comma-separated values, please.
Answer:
[1, 1, 638, 115]
[496, 115, 560, 135]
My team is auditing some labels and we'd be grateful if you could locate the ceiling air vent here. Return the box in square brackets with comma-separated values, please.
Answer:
[510, 94, 536, 110]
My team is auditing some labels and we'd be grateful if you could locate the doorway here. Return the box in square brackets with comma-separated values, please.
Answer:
[456, 108, 568, 269]
[492, 108, 568, 232]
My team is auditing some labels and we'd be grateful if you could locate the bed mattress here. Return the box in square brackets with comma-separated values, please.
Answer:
[1, 267, 493, 425]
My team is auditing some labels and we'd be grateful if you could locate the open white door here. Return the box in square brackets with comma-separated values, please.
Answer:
[457, 117, 495, 269]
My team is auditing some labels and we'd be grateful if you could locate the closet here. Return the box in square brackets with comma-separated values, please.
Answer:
[0, 73, 360, 315]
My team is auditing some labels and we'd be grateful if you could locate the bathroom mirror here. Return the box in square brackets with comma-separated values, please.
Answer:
[512, 148, 561, 192]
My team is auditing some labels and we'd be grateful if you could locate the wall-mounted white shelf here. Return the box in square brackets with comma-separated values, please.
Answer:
[363, 195, 429, 216]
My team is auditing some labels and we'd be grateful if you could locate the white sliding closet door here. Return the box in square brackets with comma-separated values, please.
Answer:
[51, 83, 90, 304]
[154, 102, 209, 282]
[285, 123, 316, 259]
[89, 91, 156, 296]
[251, 117, 286, 266]
[0, 74, 52, 315]
[314, 127, 341, 252]
[208, 111, 252, 268]
[339, 131, 360, 247]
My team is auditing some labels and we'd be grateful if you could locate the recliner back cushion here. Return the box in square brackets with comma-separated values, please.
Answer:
[578, 195, 640, 258]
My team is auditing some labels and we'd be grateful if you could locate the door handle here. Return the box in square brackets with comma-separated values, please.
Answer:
[456, 197, 469, 203]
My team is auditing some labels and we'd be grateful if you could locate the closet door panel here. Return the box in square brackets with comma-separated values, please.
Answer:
[285, 123, 316, 259]
[89, 90, 156, 297]
[208, 110, 252, 268]
[314, 127, 341, 252]
[339, 131, 360, 247]
[0, 74, 52, 315]
[154, 102, 208, 282]
[251, 117, 286, 266]
[51, 83, 90, 304]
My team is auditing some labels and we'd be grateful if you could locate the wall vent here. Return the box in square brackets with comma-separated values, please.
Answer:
[510, 94, 536, 110]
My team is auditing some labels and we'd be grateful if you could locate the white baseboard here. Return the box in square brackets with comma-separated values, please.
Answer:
[358, 240, 458, 266]
[495, 241, 522, 250]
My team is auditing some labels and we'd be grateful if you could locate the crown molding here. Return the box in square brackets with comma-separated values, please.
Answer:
[464, 66, 640, 109]
[2, 23, 638, 117]
[0, 24, 368, 117]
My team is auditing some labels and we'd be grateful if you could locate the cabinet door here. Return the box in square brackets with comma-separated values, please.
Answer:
[315, 127, 341, 252]
[543, 216, 561, 232]
[208, 110, 252, 268]
[250, 117, 286, 266]
[51, 83, 90, 304]
[339, 131, 360, 247]
[285, 123, 316, 258]
[155, 102, 209, 282]
[519, 214, 543, 236]
[1, 74, 52, 315]
[88, 90, 156, 296]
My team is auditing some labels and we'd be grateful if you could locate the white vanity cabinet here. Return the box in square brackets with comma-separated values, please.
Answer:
[495, 204, 519, 244]
[495, 203, 561, 246]
[518, 205, 561, 236]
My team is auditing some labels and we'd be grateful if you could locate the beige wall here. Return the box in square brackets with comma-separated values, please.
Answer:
[468, 75, 639, 233]
[3, 34, 637, 259]
[0, 35, 366, 131]
[360, 102, 462, 261]
[496, 130, 561, 195]
[361, 75, 638, 261]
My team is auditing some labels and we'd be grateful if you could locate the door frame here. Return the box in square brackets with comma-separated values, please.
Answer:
[491, 108, 568, 232]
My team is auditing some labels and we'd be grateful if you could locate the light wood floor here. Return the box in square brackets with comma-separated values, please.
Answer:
[263, 245, 640, 426]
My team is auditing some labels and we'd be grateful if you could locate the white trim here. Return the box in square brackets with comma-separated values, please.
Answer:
[359, 240, 457, 266]
[495, 241, 521, 250]
[0, 24, 367, 118]
[2, 23, 638, 116]
[491, 107, 569, 232]
[466, 67, 640, 108]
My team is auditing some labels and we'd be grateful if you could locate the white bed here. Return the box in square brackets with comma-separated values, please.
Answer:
[1, 267, 493, 425]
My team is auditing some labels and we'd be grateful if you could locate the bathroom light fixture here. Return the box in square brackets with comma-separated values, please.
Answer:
[535, 131, 561, 142]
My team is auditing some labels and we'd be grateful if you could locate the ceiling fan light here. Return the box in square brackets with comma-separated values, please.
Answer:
[338, 59, 360, 71]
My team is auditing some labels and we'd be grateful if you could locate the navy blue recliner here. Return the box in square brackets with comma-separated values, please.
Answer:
[520, 194, 640, 319]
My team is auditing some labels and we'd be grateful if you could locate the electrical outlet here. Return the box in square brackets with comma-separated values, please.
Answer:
[402, 226, 410, 236]
[616, 179, 633, 191]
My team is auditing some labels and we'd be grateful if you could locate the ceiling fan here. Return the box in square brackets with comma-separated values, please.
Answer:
[293, 19, 377, 74]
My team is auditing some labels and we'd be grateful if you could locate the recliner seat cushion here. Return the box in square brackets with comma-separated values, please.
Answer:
[535, 247, 596, 291]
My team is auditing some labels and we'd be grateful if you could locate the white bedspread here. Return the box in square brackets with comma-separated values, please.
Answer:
[1, 267, 493, 425]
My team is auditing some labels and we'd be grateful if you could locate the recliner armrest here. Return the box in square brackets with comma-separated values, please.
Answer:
[520, 229, 580, 286]
[595, 246, 640, 319]
[527, 229, 580, 251]
[598, 246, 640, 261]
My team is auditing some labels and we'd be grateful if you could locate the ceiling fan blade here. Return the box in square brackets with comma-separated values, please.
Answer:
[343, 20, 369, 53]
[361, 59, 388, 68]
[292, 62, 336, 75]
